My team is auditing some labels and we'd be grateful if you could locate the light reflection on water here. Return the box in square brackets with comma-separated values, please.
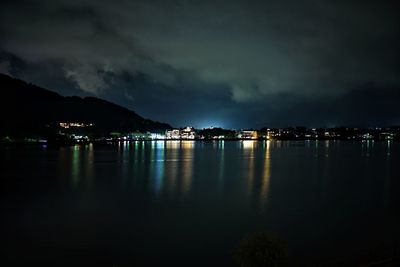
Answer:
[2, 140, 400, 265]
[181, 141, 194, 194]
[80, 139, 395, 208]
[152, 141, 165, 194]
[259, 140, 271, 211]
[61, 140, 399, 209]
[66, 140, 273, 203]
[127, 140, 272, 209]
[71, 144, 80, 187]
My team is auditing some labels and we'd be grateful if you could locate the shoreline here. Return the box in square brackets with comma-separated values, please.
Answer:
[0, 138, 397, 147]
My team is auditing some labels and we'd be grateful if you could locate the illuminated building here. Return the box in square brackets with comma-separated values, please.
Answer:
[166, 129, 181, 139]
[180, 127, 196, 139]
[237, 130, 258, 139]
[150, 133, 166, 140]
[165, 127, 196, 139]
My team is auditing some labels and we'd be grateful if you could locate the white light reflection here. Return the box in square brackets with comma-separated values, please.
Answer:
[218, 141, 225, 188]
[387, 140, 392, 157]
[71, 145, 80, 187]
[152, 141, 165, 195]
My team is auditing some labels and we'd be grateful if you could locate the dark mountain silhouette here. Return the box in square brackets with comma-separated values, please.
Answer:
[0, 73, 171, 137]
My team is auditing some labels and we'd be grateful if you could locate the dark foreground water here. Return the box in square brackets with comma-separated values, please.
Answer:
[1, 140, 400, 266]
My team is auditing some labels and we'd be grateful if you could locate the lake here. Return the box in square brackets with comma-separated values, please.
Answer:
[1, 140, 400, 266]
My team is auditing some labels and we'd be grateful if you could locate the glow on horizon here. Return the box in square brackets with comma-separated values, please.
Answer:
[195, 120, 227, 129]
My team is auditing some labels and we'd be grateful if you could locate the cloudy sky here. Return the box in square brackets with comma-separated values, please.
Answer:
[1, 0, 399, 128]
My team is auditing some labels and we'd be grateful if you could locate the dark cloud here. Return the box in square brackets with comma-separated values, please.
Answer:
[1, 0, 399, 127]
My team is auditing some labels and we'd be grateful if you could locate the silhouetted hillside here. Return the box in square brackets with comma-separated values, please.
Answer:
[0, 73, 171, 137]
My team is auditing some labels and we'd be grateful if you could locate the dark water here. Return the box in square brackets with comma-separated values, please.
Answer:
[1, 140, 400, 266]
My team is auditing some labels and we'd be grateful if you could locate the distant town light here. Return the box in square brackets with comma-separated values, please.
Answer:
[59, 122, 94, 128]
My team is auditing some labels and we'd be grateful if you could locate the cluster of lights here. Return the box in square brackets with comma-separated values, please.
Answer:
[71, 135, 89, 142]
[237, 130, 258, 140]
[56, 123, 399, 142]
[59, 122, 94, 129]
[165, 127, 196, 140]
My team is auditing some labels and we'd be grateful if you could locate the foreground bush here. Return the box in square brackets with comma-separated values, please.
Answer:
[234, 232, 288, 267]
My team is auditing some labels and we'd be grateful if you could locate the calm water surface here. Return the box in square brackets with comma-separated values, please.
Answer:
[1, 140, 400, 266]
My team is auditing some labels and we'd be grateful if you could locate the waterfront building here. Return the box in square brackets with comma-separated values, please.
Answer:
[180, 127, 196, 139]
[150, 133, 166, 140]
[166, 129, 181, 139]
[237, 130, 258, 139]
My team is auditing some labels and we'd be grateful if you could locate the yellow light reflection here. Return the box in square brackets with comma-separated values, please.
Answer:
[181, 140, 195, 149]
[165, 143, 179, 194]
[242, 140, 256, 150]
[242, 140, 255, 195]
[165, 140, 181, 149]
[181, 141, 194, 194]
[259, 140, 271, 210]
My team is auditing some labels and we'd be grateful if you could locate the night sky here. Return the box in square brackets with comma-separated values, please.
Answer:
[1, 0, 399, 128]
